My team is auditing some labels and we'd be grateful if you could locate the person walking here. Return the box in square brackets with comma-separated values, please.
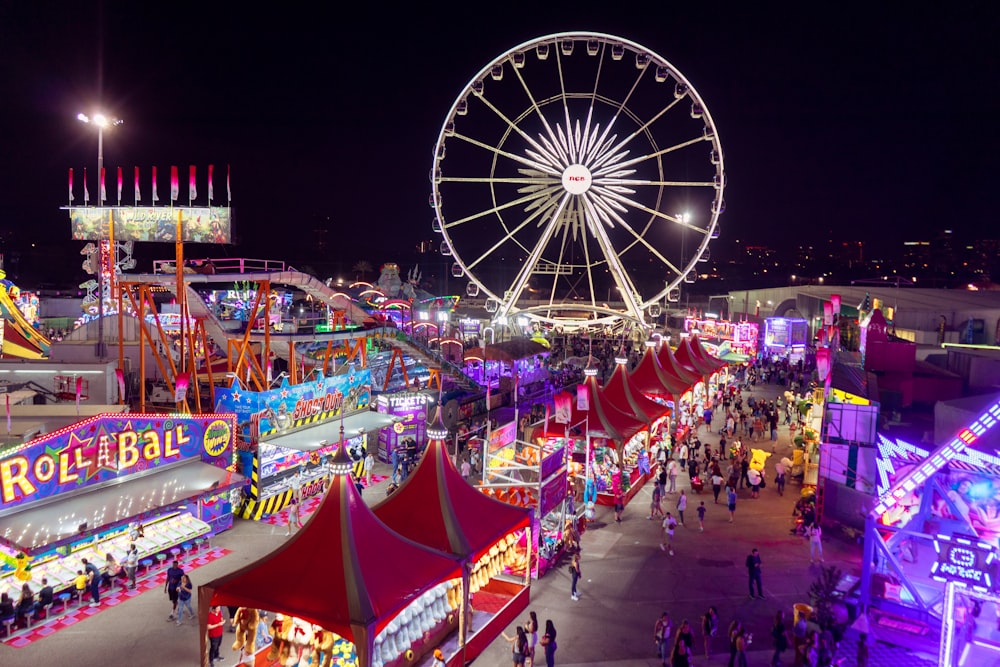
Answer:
[677, 490, 688, 526]
[164, 559, 185, 620]
[727, 620, 743, 667]
[654, 612, 672, 666]
[660, 512, 678, 555]
[363, 450, 374, 487]
[770, 610, 790, 667]
[727, 485, 738, 523]
[175, 574, 195, 625]
[568, 553, 581, 600]
[734, 626, 750, 667]
[711, 471, 724, 504]
[702, 606, 719, 658]
[746, 548, 764, 599]
[524, 610, 539, 666]
[667, 458, 679, 493]
[697, 501, 707, 532]
[808, 523, 824, 563]
[775, 460, 787, 496]
[649, 482, 664, 519]
[286, 497, 303, 536]
[672, 619, 694, 667]
[540, 619, 557, 667]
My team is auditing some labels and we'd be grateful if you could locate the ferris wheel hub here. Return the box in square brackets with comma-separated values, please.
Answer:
[561, 164, 593, 195]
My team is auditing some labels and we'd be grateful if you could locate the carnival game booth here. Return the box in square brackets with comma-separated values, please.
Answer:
[462, 338, 549, 405]
[478, 418, 571, 578]
[373, 424, 532, 662]
[566, 374, 649, 507]
[0, 413, 240, 597]
[860, 395, 1000, 666]
[629, 343, 695, 417]
[198, 444, 463, 667]
[215, 368, 389, 520]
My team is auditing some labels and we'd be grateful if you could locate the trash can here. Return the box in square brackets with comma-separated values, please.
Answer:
[793, 603, 813, 624]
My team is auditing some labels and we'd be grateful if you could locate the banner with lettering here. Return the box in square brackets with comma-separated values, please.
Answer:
[0, 413, 236, 510]
[214, 367, 372, 439]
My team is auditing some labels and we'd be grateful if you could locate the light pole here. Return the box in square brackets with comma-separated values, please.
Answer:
[77, 112, 123, 358]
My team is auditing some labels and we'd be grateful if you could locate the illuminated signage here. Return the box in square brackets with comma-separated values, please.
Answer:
[377, 392, 433, 409]
[931, 534, 996, 592]
[68, 206, 232, 244]
[0, 414, 235, 508]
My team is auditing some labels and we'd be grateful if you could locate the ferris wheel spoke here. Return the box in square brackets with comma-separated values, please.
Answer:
[591, 96, 685, 166]
[494, 192, 572, 320]
[443, 188, 559, 229]
[598, 135, 707, 173]
[546, 217, 574, 310]
[554, 49, 576, 160]
[591, 185, 711, 233]
[511, 61, 571, 166]
[586, 192, 685, 276]
[582, 57, 649, 164]
[439, 176, 557, 185]
[594, 177, 716, 188]
[463, 195, 563, 272]
[579, 194, 645, 321]
[451, 132, 562, 176]
[473, 94, 566, 169]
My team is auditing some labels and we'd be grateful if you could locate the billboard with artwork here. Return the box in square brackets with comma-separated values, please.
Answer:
[68, 207, 231, 243]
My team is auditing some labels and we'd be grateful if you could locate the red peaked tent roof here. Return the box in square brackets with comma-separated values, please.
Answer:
[656, 343, 702, 387]
[571, 374, 648, 442]
[687, 334, 728, 372]
[631, 347, 692, 398]
[373, 437, 531, 563]
[603, 362, 671, 424]
[672, 338, 715, 377]
[200, 460, 461, 644]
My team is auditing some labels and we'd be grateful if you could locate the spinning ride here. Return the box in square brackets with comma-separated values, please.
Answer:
[431, 32, 725, 329]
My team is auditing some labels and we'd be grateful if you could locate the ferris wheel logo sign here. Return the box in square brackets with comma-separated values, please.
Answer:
[561, 164, 592, 195]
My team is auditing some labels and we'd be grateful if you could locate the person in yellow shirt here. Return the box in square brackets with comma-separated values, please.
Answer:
[74, 570, 88, 599]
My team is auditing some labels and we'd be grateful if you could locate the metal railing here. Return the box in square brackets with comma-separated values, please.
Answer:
[152, 258, 288, 274]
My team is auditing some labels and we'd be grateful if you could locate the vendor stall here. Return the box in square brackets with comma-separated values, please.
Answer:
[375, 391, 432, 464]
[199, 442, 464, 667]
[374, 424, 532, 661]
[0, 412, 240, 597]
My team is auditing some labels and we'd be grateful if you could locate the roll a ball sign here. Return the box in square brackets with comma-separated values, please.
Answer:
[0, 414, 235, 509]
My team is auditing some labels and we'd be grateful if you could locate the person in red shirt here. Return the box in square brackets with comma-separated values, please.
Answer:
[207, 605, 225, 665]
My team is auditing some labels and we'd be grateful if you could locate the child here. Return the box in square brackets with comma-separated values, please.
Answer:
[697, 501, 707, 532]
[286, 498, 302, 536]
[74, 570, 88, 601]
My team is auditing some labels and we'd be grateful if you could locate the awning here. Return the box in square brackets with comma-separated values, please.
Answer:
[260, 410, 394, 451]
[0, 459, 244, 555]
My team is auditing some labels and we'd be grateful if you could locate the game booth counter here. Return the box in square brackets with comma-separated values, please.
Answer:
[214, 368, 388, 520]
[199, 441, 530, 667]
[0, 412, 241, 601]
[479, 419, 571, 578]
[859, 394, 1000, 667]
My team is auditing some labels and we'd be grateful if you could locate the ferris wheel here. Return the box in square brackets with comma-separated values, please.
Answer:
[430, 32, 725, 329]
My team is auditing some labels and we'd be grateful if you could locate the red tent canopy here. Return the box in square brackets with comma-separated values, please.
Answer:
[672, 339, 715, 378]
[198, 459, 461, 661]
[603, 362, 671, 424]
[373, 438, 531, 563]
[631, 347, 691, 398]
[656, 342, 702, 387]
[687, 334, 728, 372]
[571, 374, 647, 442]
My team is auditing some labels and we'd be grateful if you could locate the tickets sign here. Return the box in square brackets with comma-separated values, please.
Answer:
[0, 413, 235, 509]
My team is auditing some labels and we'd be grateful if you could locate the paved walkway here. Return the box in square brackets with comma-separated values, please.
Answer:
[0, 380, 936, 667]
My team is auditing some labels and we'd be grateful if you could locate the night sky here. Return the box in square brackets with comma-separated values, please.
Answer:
[1, 2, 997, 287]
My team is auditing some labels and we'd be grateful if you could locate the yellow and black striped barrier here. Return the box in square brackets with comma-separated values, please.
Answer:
[238, 488, 294, 520]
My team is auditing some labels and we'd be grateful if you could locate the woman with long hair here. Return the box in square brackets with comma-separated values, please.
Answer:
[525, 610, 539, 666]
[702, 606, 718, 657]
[540, 619, 557, 667]
[502, 625, 529, 667]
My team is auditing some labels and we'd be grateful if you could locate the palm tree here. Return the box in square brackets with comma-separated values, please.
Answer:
[352, 260, 373, 282]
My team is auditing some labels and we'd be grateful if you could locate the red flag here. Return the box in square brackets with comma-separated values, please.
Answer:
[170, 166, 179, 201]
[152, 166, 159, 202]
[83, 168, 89, 204]
[68, 168, 74, 203]
[115, 368, 126, 403]
[134, 166, 141, 203]
[486, 381, 491, 410]
[75, 376, 83, 413]
[544, 403, 550, 436]
[116, 167, 123, 205]
[188, 165, 197, 202]
[226, 164, 231, 202]
[5, 394, 10, 434]
[99, 167, 107, 203]
[207, 164, 214, 202]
